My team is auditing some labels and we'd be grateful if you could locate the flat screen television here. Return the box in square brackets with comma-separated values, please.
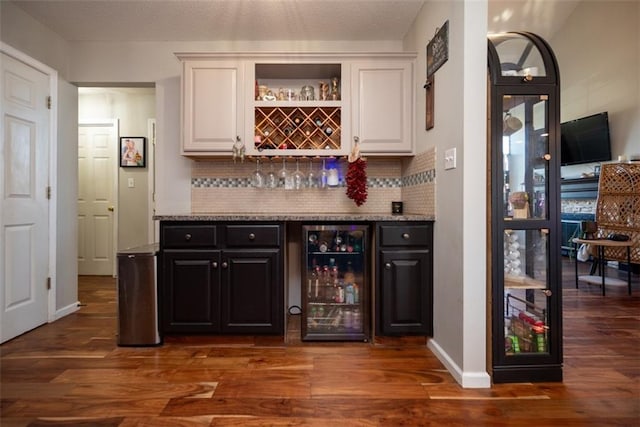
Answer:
[560, 112, 612, 166]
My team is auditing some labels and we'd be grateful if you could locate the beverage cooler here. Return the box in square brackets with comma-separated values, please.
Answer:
[302, 224, 369, 341]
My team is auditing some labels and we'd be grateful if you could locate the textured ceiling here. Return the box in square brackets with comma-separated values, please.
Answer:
[12, 0, 427, 42]
[11, 0, 580, 43]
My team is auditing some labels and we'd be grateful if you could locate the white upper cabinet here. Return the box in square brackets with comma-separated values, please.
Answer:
[179, 56, 244, 155]
[351, 58, 415, 155]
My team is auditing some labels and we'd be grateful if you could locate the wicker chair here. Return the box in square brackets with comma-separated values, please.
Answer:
[594, 162, 640, 265]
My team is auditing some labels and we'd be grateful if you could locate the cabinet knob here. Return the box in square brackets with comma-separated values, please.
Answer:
[184, 233, 192, 241]
[212, 261, 218, 268]
[402, 233, 410, 240]
[543, 289, 553, 297]
[221, 261, 228, 269]
[248, 233, 256, 240]
[543, 153, 551, 161]
[385, 263, 392, 270]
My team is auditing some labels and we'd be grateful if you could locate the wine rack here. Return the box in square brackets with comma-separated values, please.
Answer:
[254, 106, 341, 152]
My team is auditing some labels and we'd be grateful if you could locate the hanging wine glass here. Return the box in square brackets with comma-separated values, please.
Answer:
[265, 157, 278, 189]
[279, 157, 293, 189]
[249, 158, 265, 188]
[307, 158, 317, 188]
[319, 158, 329, 188]
[292, 158, 306, 190]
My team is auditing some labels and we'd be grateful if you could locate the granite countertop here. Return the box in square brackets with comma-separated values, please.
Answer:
[154, 213, 435, 222]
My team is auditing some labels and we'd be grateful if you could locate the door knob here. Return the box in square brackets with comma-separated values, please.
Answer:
[107, 206, 114, 212]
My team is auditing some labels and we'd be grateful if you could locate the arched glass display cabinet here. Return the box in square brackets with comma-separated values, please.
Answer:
[488, 32, 562, 383]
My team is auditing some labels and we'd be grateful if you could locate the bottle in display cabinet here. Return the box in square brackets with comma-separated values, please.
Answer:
[302, 225, 369, 341]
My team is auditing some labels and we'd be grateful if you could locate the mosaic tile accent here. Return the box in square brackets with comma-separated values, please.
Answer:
[192, 176, 411, 189]
[402, 169, 436, 187]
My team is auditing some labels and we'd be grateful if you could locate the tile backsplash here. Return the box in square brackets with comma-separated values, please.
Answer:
[191, 148, 436, 216]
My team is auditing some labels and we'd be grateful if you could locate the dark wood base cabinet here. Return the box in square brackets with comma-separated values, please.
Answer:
[159, 221, 284, 336]
[375, 222, 433, 336]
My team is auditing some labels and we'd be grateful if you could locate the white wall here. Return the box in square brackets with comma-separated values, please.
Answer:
[67, 40, 403, 84]
[552, 1, 640, 178]
[55, 79, 79, 314]
[0, 1, 71, 79]
[155, 77, 191, 215]
[404, 0, 490, 388]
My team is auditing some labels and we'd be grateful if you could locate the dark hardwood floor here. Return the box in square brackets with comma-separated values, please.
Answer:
[2, 257, 639, 426]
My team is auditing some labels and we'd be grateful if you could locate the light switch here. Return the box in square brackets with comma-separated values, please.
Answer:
[444, 148, 457, 170]
[128, 178, 135, 188]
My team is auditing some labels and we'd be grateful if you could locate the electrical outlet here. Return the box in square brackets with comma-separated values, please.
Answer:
[444, 148, 457, 170]
[128, 178, 135, 188]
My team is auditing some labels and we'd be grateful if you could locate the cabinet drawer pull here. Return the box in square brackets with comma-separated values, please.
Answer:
[402, 233, 410, 240]
[221, 261, 228, 269]
[212, 261, 218, 268]
[184, 233, 192, 241]
[248, 233, 256, 240]
[385, 263, 392, 270]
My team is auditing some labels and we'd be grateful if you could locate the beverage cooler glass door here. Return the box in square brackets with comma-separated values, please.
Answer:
[302, 225, 369, 341]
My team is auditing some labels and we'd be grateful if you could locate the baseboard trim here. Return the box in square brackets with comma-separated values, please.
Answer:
[53, 301, 80, 321]
[428, 338, 491, 389]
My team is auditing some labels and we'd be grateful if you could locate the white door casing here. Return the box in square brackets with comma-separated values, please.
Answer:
[78, 121, 117, 276]
[148, 118, 158, 244]
[0, 47, 56, 343]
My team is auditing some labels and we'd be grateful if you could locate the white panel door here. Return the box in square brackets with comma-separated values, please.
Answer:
[0, 53, 50, 342]
[77, 122, 116, 276]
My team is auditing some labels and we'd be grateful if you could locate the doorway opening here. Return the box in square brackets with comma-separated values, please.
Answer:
[78, 86, 157, 276]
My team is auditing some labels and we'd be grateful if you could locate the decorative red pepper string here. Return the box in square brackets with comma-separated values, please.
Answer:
[346, 143, 368, 206]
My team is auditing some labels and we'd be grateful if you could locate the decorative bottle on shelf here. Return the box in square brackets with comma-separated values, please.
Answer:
[330, 77, 340, 100]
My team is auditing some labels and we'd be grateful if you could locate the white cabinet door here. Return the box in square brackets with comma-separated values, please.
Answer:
[182, 60, 244, 154]
[351, 60, 414, 154]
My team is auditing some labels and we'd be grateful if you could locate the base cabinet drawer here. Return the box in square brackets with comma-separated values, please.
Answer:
[225, 225, 281, 247]
[162, 224, 217, 248]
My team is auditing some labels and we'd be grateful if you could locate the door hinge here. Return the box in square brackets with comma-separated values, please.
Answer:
[47, 96, 52, 109]
[47, 277, 51, 290]
[46, 186, 51, 199]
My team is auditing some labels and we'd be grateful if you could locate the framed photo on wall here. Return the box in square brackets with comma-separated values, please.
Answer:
[119, 137, 146, 168]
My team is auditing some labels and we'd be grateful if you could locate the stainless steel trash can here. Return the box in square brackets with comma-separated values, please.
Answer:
[116, 243, 161, 346]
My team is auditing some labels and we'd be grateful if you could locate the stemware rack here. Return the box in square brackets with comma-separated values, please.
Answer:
[254, 106, 341, 152]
